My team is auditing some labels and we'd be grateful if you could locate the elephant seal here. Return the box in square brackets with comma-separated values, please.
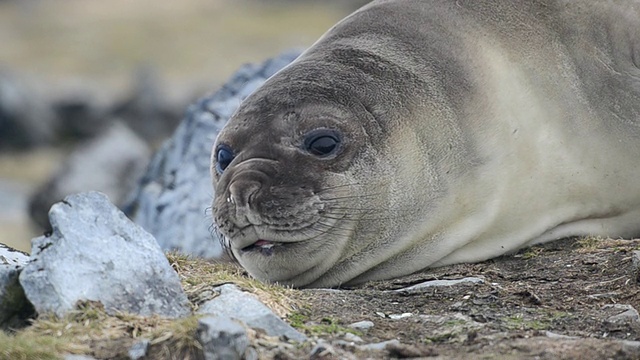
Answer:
[211, 0, 640, 288]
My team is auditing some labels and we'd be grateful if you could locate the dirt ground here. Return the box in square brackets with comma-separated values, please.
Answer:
[262, 237, 640, 359]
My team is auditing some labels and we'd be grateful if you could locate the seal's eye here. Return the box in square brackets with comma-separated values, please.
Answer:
[215, 145, 234, 174]
[304, 129, 342, 157]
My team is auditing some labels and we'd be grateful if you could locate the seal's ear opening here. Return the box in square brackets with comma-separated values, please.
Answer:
[303, 129, 342, 158]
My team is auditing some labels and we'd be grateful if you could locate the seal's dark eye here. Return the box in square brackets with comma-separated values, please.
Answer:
[215, 145, 234, 174]
[304, 129, 342, 157]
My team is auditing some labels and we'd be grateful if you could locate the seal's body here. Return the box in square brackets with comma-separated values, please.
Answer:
[211, 0, 640, 287]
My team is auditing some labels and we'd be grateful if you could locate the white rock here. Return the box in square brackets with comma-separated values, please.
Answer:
[19, 192, 190, 318]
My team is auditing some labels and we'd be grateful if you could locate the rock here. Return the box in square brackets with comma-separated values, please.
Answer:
[358, 339, 400, 351]
[64, 355, 98, 360]
[0, 69, 56, 150]
[196, 316, 254, 360]
[631, 250, 640, 283]
[388, 313, 413, 320]
[348, 320, 374, 331]
[29, 121, 150, 230]
[19, 192, 190, 318]
[125, 50, 301, 258]
[128, 338, 150, 360]
[603, 304, 640, 330]
[392, 277, 485, 292]
[197, 284, 306, 342]
[0, 244, 32, 328]
[342, 333, 364, 344]
[110, 66, 182, 144]
[545, 331, 579, 340]
[52, 95, 108, 141]
[621, 340, 640, 353]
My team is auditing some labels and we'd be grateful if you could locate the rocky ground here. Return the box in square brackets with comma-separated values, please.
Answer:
[4, 236, 640, 359]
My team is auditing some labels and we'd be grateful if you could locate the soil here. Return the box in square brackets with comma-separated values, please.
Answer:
[264, 237, 640, 359]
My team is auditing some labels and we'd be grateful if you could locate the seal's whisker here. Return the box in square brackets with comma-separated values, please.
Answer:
[309, 220, 355, 233]
[325, 206, 415, 215]
[319, 193, 384, 201]
[314, 183, 367, 193]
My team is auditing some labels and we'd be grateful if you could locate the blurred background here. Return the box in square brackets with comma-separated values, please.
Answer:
[0, 0, 367, 253]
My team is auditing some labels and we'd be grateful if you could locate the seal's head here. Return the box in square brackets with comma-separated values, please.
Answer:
[211, 1, 480, 288]
[211, 58, 396, 287]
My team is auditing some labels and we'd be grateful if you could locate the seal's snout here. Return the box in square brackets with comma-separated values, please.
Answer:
[228, 180, 262, 227]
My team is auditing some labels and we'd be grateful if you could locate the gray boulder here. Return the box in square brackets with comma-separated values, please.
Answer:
[19, 191, 190, 318]
[0, 244, 32, 328]
[125, 50, 301, 258]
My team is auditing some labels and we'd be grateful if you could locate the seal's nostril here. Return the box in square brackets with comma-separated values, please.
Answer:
[229, 181, 262, 207]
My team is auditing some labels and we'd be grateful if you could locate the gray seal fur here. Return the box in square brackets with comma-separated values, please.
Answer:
[211, 0, 640, 288]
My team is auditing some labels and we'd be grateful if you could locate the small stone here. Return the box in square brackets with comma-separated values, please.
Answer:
[545, 331, 579, 340]
[343, 332, 364, 343]
[348, 320, 374, 331]
[197, 316, 249, 360]
[631, 251, 640, 282]
[621, 340, 640, 353]
[393, 277, 484, 292]
[128, 338, 150, 360]
[358, 339, 400, 351]
[603, 304, 640, 326]
[198, 284, 306, 342]
[64, 355, 97, 360]
[389, 313, 413, 320]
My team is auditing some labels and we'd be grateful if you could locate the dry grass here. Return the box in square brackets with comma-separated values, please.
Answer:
[166, 252, 301, 318]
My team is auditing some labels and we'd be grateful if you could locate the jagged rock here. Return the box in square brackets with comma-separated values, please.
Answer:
[197, 316, 256, 360]
[125, 50, 301, 258]
[0, 244, 32, 328]
[19, 191, 190, 318]
[197, 284, 306, 342]
[29, 121, 150, 230]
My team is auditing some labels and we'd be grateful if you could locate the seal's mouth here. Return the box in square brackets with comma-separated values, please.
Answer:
[241, 239, 279, 256]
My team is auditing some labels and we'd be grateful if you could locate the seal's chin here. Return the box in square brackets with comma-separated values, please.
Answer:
[231, 233, 345, 287]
